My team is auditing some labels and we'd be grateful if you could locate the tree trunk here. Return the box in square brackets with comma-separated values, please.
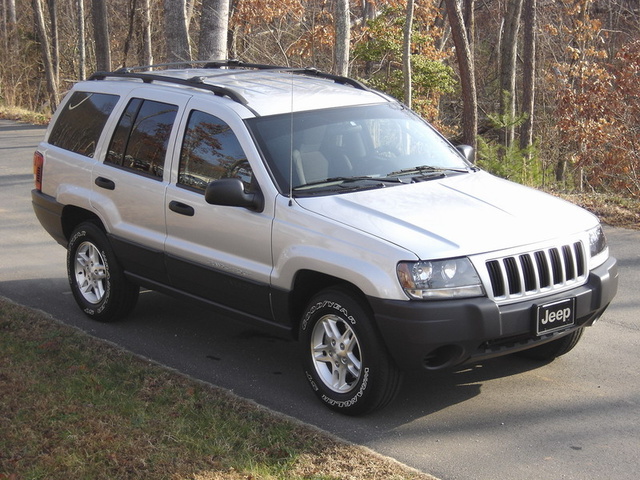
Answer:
[92, 0, 111, 72]
[123, 0, 137, 67]
[141, 0, 153, 67]
[198, 0, 230, 61]
[164, 0, 191, 64]
[444, 0, 478, 156]
[32, 0, 58, 110]
[463, 0, 475, 53]
[403, 0, 414, 108]
[5, 0, 18, 52]
[76, 0, 86, 79]
[47, 0, 59, 84]
[499, 0, 524, 148]
[334, 0, 350, 76]
[519, 0, 536, 153]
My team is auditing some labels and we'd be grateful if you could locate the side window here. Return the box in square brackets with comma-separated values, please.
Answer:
[48, 91, 119, 157]
[178, 110, 252, 192]
[105, 98, 178, 179]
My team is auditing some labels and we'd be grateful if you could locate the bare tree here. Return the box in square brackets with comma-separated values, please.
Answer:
[3, 0, 17, 52]
[444, 0, 478, 154]
[123, 0, 136, 67]
[32, 0, 58, 109]
[198, 0, 230, 60]
[164, 0, 191, 64]
[92, 0, 111, 71]
[47, 0, 59, 83]
[499, 0, 524, 148]
[403, 0, 414, 108]
[463, 0, 475, 52]
[335, 0, 350, 75]
[141, 0, 153, 66]
[519, 0, 536, 152]
[76, 0, 86, 79]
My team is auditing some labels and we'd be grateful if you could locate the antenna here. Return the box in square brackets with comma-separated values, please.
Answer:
[288, 72, 294, 207]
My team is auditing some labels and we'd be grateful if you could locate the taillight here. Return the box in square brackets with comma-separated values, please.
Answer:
[33, 151, 44, 191]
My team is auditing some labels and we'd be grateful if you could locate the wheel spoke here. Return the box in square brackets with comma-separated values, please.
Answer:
[322, 318, 342, 343]
[312, 342, 333, 363]
[333, 364, 348, 390]
[346, 352, 362, 378]
[76, 250, 91, 268]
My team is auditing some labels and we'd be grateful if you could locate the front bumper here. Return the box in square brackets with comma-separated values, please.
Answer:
[369, 256, 618, 370]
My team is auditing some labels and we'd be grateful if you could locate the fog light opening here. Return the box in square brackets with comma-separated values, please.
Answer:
[423, 345, 464, 370]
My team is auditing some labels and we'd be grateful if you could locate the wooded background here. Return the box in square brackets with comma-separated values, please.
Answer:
[1, 0, 639, 197]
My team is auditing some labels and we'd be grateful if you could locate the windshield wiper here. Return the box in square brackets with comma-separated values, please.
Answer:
[386, 165, 470, 177]
[293, 175, 403, 190]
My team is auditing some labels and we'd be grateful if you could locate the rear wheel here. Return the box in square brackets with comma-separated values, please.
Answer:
[517, 329, 584, 361]
[67, 222, 138, 322]
[299, 288, 402, 415]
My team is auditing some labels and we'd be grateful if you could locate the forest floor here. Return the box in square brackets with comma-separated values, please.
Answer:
[556, 192, 640, 230]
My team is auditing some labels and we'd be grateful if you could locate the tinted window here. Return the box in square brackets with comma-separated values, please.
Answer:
[178, 110, 251, 192]
[105, 99, 178, 179]
[48, 91, 119, 157]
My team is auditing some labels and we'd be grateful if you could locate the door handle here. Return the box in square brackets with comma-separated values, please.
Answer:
[94, 176, 115, 190]
[169, 200, 195, 217]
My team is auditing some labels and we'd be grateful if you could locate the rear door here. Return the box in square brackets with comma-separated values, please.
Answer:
[91, 89, 191, 284]
[163, 99, 275, 320]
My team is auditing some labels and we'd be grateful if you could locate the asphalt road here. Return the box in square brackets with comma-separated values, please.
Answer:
[1, 119, 639, 480]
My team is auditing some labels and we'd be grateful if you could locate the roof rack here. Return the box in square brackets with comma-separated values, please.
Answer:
[89, 60, 372, 115]
[96, 59, 369, 90]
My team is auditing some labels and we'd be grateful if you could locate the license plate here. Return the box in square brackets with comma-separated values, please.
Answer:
[536, 298, 575, 335]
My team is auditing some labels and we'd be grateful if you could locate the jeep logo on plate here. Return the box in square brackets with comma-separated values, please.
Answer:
[536, 298, 576, 335]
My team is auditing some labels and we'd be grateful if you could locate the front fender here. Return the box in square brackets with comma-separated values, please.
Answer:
[271, 197, 413, 300]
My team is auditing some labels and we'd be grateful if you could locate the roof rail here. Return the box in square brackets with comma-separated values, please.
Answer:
[89, 70, 251, 110]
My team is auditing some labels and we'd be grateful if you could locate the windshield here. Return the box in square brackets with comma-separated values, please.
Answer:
[247, 103, 471, 195]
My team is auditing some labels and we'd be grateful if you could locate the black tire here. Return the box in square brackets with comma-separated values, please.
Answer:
[299, 288, 402, 415]
[67, 222, 139, 322]
[517, 328, 585, 361]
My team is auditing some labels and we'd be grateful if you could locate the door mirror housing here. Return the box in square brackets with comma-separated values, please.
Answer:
[205, 178, 264, 212]
[456, 144, 475, 164]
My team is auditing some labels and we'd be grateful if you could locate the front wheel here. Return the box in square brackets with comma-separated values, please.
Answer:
[67, 222, 139, 322]
[299, 288, 402, 415]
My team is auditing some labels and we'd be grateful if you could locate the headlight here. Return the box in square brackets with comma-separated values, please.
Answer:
[588, 225, 607, 257]
[397, 257, 485, 300]
[588, 225, 609, 268]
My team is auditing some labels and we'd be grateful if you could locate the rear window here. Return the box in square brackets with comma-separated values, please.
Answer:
[48, 91, 119, 157]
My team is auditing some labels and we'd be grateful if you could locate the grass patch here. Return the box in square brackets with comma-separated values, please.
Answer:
[0, 298, 435, 480]
[0, 105, 50, 125]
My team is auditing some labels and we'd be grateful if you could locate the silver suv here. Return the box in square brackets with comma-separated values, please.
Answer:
[32, 61, 618, 415]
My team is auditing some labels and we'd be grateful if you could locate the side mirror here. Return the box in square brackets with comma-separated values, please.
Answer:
[205, 178, 264, 212]
[456, 144, 475, 164]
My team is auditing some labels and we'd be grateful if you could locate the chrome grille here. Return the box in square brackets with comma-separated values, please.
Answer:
[486, 242, 586, 301]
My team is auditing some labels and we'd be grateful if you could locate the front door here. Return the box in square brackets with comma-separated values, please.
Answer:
[163, 102, 274, 321]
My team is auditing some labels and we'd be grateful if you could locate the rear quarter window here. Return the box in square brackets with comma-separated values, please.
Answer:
[105, 98, 178, 180]
[48, 91, 119, 157]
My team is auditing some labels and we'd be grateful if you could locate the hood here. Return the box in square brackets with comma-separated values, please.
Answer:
[295, 171, 598, 259]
